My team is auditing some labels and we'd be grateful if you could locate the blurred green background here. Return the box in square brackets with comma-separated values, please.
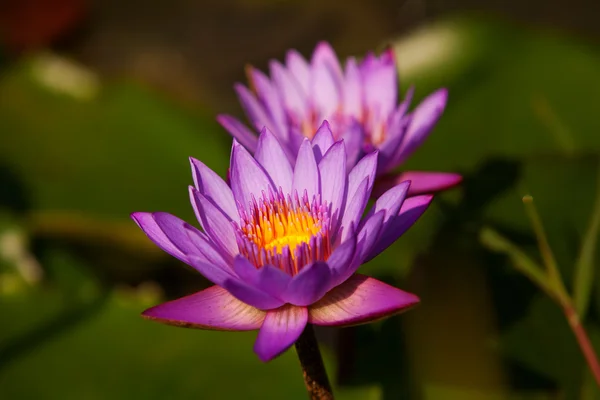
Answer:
[1, 0, 600, 399]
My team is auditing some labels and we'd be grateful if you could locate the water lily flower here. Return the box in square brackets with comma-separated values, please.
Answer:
[218, 41, 461, 197]
[133, 123, 430, 362]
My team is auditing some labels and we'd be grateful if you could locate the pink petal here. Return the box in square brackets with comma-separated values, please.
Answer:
[308, 274, 419, 327]
[142, 285, 266, 331]
[254, 304, 308, 362]
[374, 171, 463, 197]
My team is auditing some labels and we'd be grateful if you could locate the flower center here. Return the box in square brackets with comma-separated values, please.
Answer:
[235, 188, 331, 275]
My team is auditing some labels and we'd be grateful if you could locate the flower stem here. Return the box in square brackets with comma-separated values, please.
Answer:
[295, 324, 334, 400]
[563, 303, 600, 387]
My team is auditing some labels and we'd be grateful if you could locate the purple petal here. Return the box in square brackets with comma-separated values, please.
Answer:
[132, 212, 237, 285]
[131, 212, 189, 263]
[184, 226, 232, 269]
[255, 128, 294, 193]
[216, 114, 258, 153]
[343, 57, 363, 120]
[311, 121, 335, 162]
[365, 194, 433, 262]
[254, 305, 308, 362]
[230, 142, 275, 211]
[142, 285, 266, 331]
[355, 210, 385, 264]
[248, 67, 287, 137]
[292, 138, 320, 199]
[346, 150, 377, 205]
[366, 181, 410, 227]
[326, 233, 358, 289]
[189, 188, 238, 258]
[233, 256, 291, 300]
[311, 42, 344, 84]
[337, 177, 369, 244]
[223, 278, 286, 310]
[310, 59, 340, 119]
[308, 274, 419, 327]
[394, 88, 448, 166]
[285, 49, 310, 95]
[190, 157, 238, 221]
[374, 171, 462, 197]
[234, 83, 277, 134]
[331, 212, 384, 288]
[284, 262, 332, 306]
[270, 60, 308, 122]
[360, 49, 397, 118]
[339, 119, 365, 169]
[318, 140, 347, 233]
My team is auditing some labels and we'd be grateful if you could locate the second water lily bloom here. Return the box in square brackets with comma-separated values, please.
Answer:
[133, 122, 431, 362]
[218, 41, 461, 196]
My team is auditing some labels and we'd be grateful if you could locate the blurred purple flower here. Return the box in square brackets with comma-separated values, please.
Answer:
[218, 41, 461, 197]
[133, 123, 429, 362]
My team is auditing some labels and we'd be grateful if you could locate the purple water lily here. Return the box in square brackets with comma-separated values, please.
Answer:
[218, 41, 461, 197]
[133, 122, 430, 362]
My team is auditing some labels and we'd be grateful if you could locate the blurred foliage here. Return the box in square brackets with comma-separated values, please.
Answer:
[2, 12, 600, 400]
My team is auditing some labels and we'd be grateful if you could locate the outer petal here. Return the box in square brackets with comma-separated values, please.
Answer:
[230, 141, 275, 211]
[190, 188, 238, 258]
[234, 84, 277, 134]
[217, 115, 258, 153]
[365, 195, 434, 262]
[292, 138, 320, 199]
[374, 171, 462, 197]
[284, 262, 332, 307]
[393, 88, 448, 166]
[142, 285, 266, 331]
[311, 120, 335, 162]
[254, 305, 308, 362]
[255, 128, 294, 193]
[190, 157, 238, 221]
[318, 140, 347, 233]
[233, 256, 291, 300]
[309, 274, 419, 327]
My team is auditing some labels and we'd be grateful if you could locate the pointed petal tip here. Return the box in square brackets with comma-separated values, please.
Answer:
[309, 275, 420, 327]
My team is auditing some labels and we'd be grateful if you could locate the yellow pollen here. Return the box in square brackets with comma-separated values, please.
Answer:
[244, 208, 321, 256]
